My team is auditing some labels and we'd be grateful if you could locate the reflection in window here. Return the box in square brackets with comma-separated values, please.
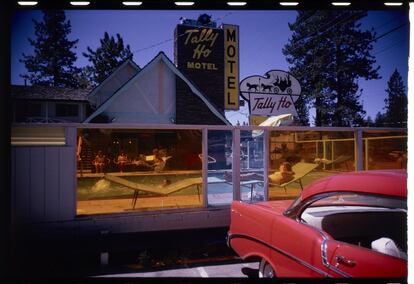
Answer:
[268, 130, 355, 200]
[363, 131, 407, 170]
[15, 101, 42, 122]
[76, 128, 203, 215]
[207, 130, 233, 205]
[240, 130, 265, 202]
[56, 103, 79, 117]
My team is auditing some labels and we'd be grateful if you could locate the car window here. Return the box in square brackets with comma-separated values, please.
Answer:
[308, 193, 406, 209]
[300, 193, 407, 260]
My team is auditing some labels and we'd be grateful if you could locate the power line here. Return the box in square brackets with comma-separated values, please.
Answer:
[371, 22, 408, 42]
[374, 37, 408, 56]
[131, 13, 233, 55]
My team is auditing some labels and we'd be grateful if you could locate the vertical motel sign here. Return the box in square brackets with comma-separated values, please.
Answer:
[223, 24, 239, 110]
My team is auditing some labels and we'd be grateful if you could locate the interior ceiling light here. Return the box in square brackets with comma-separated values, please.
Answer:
[227, 2, 247, 6]
[279, 2, 299, 6]
[384, 2, 403, 6]
[175, 1, 195, 5]
[122, 1, 143, 5]
[70, 1, 91, 5]
[17, 1, 38, 5]
[331, 2, 351, 6]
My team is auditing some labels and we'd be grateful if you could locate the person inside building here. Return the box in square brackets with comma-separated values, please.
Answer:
[154, 148, 167, 172]
[115, 150, 129, 172]
[268, 162, 295, 185]
[93, 150, 107, 173]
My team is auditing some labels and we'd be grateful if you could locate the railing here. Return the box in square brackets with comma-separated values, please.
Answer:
[11, 123, 407, 217]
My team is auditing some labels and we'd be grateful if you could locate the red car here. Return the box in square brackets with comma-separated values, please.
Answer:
[228, 170, 407, 278]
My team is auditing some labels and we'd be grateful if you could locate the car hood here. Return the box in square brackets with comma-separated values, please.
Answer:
[255, 199, 294, 214]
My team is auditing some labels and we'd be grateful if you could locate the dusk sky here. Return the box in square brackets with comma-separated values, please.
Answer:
[11, 9, 409, 125]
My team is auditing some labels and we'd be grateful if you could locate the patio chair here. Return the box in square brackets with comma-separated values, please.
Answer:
[269, 162, 318, 193]
[104, 174, 202, 209]
[315, 155, 352, 170]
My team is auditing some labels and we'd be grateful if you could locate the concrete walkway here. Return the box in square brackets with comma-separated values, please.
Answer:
[94, 262, 259, 278]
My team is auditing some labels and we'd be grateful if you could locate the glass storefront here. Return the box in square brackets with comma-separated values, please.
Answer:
[268, 130, 356, 200]
[207, 130, 233, 205]
[240, 130, 265, 202]
[76, 128, 203, 215]
[363, 131, 407, 170]
[71, 126, 408, 215]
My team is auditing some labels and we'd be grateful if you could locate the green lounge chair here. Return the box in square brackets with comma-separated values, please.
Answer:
[104, 174, 202, 209]
[269, 162, 319, 193]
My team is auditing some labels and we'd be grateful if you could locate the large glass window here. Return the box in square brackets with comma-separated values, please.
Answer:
[14, 101, 42, 122]
[76, 128, 203, 215]
[207, 130, 233, 205]
[240, 130, 265, 202]
[268, 130, 355, 200]
[56, 103, 79, 117]
[363, 131, 407, 170]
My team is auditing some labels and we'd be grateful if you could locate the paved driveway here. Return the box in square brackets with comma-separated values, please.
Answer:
[95, 262, 259, 278]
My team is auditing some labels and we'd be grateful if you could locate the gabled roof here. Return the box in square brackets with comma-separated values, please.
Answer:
[84, 52, 230, 125]
[10, 85, 91, 101]
[87, 59, 141, 101]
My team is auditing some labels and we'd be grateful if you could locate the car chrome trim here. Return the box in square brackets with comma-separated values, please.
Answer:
[228, 233, 333, 277]
[226, 231, 232, 249]
[320, 233, 350, 277]
[298, 218, 352, 278]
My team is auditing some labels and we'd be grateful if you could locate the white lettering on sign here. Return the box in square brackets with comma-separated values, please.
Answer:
[250, 93, 298, 117]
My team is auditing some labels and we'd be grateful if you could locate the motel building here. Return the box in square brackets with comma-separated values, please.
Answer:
[10, 16, 407, 270]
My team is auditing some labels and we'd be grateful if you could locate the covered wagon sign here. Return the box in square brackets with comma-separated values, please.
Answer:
[240, 70, 301, 117]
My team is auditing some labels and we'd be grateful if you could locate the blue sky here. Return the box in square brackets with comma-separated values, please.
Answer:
[11, 10, 409, 125]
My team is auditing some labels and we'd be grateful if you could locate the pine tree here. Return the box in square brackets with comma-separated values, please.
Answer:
[283, 11, 380, 126]
[383, 69, 407, 127]
[20, 10, 80, 87]
[82, 32, 133, 86]
[364, 116, 374, 127]
[374, 111, 386, 127]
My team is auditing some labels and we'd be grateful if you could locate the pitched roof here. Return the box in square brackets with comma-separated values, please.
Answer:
[87, 59, 141, 101]
[10, 84, 91, 101]
[84, 52, 230, 125]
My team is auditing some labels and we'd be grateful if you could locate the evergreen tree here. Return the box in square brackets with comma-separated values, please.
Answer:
[83, 32, 133, 86]
[374, 111, 386, 127]
[20, 10, 80, 87]
[283, 11, 380, 126]
[383, 69, 407, 127]
[364, 115, 374, 127]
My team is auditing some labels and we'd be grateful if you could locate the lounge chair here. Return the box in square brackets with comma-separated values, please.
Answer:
[104, 174, 202, 209]
[269, 162, 318, 193]
[315, 155, 352, 170]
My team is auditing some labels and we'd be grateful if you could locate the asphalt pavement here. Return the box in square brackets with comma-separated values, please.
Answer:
[94, 261, 259, 278]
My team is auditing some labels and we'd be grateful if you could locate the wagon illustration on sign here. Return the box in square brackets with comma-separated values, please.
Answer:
[240, 70, 301, 117]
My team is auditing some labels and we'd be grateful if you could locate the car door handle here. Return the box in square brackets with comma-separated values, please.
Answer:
[335, 255, 356, 268]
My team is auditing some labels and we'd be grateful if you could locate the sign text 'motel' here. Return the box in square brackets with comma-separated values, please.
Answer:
[224, 24, 239, 110]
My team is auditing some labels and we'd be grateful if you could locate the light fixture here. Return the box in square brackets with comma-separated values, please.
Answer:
[122, 1, 143, 5]
[174, 1, 195, 6]
[17, 1, 38, 5]
[331, 2, 351, 6]
[384, 2, 403, 6]
[227, 2, 247, 6]
[70, 1, 91, 6]
[279, 2, 299, 6]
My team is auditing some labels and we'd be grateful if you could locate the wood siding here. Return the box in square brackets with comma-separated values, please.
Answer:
[11, 146, 76, 225]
